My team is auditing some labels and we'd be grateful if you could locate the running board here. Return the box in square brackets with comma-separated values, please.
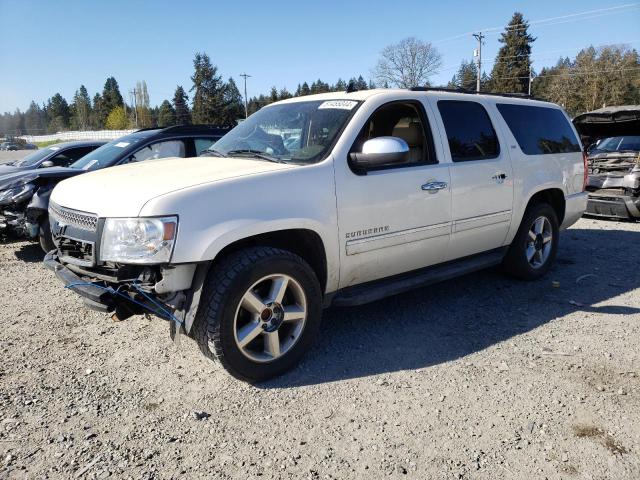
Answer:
[331, 248, 507, 307]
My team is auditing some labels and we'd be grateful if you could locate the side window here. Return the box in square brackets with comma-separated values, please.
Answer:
[130, 140, 186, 163]
[351, 101, 436, 167]
[54, 146, 96, 166]
[496, 103, 582, 155]
[437, 100, 500, 162]
[195, 138, 216, 156]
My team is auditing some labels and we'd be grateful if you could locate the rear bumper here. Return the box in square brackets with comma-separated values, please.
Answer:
[585, 192, 640, 220]
[561, 192, 588, 230]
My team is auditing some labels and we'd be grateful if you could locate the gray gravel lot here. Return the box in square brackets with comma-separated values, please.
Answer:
[1, 218, 639, 479]
[0, 151, 28, 164]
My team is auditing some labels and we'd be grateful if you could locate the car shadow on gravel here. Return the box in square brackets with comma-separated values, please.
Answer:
[262, 227, 640, 388]
[13, 243, 45, 263]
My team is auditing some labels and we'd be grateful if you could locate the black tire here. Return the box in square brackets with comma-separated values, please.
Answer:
[38, 215, 55, 253]
[502, 202, 559, 280]
[191, 246, 322, 382]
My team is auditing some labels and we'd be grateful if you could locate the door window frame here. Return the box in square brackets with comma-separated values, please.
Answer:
[348, 100, 439, 175]
[437, 99, 501, 163]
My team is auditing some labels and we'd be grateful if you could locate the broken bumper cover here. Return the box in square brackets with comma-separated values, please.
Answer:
[44, 251, 115, 312]
[561, 192, 588, 230]
[585, 192, 640, 219]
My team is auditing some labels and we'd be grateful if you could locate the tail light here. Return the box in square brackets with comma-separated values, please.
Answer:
[582, 150, 589, 191]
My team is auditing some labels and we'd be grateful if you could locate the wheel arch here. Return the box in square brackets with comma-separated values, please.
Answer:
[525, 187, 566, 225]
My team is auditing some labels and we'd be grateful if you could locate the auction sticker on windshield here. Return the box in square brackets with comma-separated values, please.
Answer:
[318, 100, 358, 110]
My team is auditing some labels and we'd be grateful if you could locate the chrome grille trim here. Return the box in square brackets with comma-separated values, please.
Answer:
[49, 202, 98, 232]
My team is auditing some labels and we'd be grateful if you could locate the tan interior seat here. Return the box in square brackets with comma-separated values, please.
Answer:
[392, 121, 424, 163]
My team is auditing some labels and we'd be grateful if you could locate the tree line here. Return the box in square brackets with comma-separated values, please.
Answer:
[2, 11, 639, 136]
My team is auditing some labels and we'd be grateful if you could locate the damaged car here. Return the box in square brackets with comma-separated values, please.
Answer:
[0, 125, 228, 251]
[573, 105, 640, 220]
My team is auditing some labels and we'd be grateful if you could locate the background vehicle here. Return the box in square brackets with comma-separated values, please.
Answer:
[573, 106, 640, 219]
[0, 142, 19, 151]
[0, 140, 104, 176]
[1, 125, 228, 250]
[45, 89, 587, 381]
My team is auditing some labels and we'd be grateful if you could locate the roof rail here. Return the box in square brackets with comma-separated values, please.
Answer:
[159, 124, 232, 133]
[134, 124, 233, 134]
[409, 86, 545, 101]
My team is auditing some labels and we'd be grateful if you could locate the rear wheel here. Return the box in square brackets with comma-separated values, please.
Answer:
[503, 203, 559, 280]
[192, 247, 322, 382]
[38, 215, 55, 253]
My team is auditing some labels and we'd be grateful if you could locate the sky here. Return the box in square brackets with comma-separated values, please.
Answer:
[0, 0, 638, 113]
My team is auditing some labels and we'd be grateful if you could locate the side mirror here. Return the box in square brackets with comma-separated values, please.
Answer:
[349, 137, 409, 171]
[40, 160, 54, 168]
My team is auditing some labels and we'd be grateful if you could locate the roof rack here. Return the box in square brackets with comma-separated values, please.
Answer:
[409, 86, 544, 101]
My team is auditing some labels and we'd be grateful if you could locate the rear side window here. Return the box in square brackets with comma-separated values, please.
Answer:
[496, 104, 581, 155]
[437, 100, 500, 162]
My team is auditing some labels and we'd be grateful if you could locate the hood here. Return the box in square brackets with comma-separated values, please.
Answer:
[51, 156, 295, 217]
[573, 105, 640, 143]
[0, 164, 24, 176]
[0, 166, 79, 190]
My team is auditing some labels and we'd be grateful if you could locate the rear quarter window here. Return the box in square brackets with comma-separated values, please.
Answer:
[496, 104, 581, 155]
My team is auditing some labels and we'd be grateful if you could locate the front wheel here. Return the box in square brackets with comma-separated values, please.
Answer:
[192, 247, 322, 382]
[503, 203, 559, 280]
[39, 215, 55, 253]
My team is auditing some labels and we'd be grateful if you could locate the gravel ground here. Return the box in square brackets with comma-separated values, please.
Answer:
[1, 218, 639, 479]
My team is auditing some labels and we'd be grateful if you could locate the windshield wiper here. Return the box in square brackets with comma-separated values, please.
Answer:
[226, 149, 284, 163]
[200, 148, 227, 158]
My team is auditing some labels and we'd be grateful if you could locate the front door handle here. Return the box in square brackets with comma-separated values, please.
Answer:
[421, 181, 448, 192]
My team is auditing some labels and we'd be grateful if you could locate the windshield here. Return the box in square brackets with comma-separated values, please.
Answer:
[71, 135, 145, 171]
[12, 148, 57, 167]
[596, 136, 640, 152]
[210, 100, 360, 164]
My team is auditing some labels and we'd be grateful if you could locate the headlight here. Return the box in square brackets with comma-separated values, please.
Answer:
[0, 183, 35, 206]
[100, 216, 177, 264]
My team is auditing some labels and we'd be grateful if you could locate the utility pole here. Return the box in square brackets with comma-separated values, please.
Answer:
[129, 88, 138, 128]
[528, 63, 534, 96]
[239, 73, 251, 119]
[472, 32, 485, 93]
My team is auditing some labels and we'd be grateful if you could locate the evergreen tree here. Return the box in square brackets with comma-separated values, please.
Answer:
[173, 85, 191, 125]
[333, 78, 347, 92]
[91, 93, 104, 129]
[278, 87, 292, 100]
[355, 75, 368, 90]
[448, 60, 478, 91]
[489, 12, 535, 93]
[190, 52, 225, 124]
[269, 86, 279, 103]
[157, 100, 176, 127]
[222, 78, 244, 125]
[102, 77, 124, 113]
[45, 93, 70, 132]
[24, 101, 46, 135]
[299, 82, 311, 96]
[71, 85, 92, 130]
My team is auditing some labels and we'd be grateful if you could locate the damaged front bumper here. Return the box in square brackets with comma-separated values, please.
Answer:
[44, 250, 199, 326]
[585, 191, 640, 219]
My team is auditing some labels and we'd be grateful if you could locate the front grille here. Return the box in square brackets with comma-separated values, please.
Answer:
[49, 202, 98, 232]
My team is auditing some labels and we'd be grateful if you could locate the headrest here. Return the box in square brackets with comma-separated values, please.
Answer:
[392, 122, 423, 147]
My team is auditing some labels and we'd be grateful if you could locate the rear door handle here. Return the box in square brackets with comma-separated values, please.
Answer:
[492, 173, 507, 181]
[421, 181, 448, 192]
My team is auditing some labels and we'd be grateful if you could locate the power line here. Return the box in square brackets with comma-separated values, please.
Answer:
[433, 3, 639, 44]
[491, 66, 640, 81]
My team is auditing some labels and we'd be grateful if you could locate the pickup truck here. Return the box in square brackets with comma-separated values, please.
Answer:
[44, 88, 588, 381]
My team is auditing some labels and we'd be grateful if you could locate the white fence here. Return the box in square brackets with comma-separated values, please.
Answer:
[19, 129, 136, 143]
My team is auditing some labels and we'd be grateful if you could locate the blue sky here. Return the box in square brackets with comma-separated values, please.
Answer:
[0, 0, 638, 112]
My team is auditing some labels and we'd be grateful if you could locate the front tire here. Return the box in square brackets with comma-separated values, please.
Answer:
[192, 247, 322, 382]
[503, 202, 559, 280]
[39, 216, 55, 253]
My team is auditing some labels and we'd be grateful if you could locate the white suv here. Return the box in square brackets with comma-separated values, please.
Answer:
[45, 88, 588, 381]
